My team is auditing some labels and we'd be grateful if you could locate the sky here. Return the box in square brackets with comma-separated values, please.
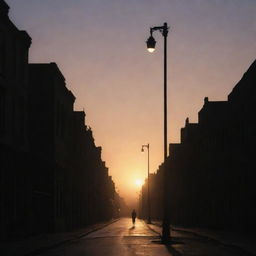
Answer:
[6, 0, 256, 206]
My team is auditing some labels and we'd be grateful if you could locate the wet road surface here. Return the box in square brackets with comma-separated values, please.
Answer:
[38, 218, 171, 256]
[38, 218, 253, 256]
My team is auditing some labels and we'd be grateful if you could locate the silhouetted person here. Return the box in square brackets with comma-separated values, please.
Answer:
[131, 209, 137, 225]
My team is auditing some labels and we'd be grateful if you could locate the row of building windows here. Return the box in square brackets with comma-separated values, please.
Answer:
[0, 31, 5, 76]
[0, 91, 27, 144]
[55, 100, 74, 140]
[0, 88, 5, 134]
[56, 101, 66, 138]
[0, 30, 27, 83]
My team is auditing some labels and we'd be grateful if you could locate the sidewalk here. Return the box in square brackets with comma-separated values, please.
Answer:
[146, 220, 256, 255]
[0, 219, 119, 256]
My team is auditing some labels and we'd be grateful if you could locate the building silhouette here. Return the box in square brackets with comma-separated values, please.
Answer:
[0, 0, 32, 238]
[140, 59, 256, 231]
[0, 0, 119, 239]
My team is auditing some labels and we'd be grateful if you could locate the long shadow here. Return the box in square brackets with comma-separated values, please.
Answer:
[165, 243, 182, 256]
[151, 238, 182, 256]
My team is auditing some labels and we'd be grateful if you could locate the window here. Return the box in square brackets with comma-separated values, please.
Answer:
[11, 38, 17, 76]
[0, 87, 5, 134]
[0, 31, 5, 76]
[18, 98, 25, 143]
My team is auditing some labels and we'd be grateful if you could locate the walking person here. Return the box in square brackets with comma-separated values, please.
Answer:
[131, 209, 137, 226]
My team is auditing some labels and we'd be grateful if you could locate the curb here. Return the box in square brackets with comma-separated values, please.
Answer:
[77, 218, 120, 239]
[171, 227, 256, 256]
[23, 218, 120, 256]
[145, 221, 256, 256]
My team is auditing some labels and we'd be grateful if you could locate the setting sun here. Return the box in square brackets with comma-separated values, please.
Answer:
[135, 179, 143, 187]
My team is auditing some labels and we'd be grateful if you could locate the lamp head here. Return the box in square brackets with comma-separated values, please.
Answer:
[141, 147, 144, 152]
[146, 35, 156, 53]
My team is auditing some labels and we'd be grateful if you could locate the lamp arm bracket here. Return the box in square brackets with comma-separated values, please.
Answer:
[150, 24, 169, 37]
[142, 144, 149, 149]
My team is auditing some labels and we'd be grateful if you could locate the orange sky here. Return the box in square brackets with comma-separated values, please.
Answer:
[7, 0, 256, 206]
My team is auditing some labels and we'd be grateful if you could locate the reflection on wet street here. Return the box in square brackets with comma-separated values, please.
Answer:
[39, 218, 171, 256]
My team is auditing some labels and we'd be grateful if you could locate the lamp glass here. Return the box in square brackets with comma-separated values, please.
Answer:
[146, 35, 156, 53]
[147, 48, 155, 53]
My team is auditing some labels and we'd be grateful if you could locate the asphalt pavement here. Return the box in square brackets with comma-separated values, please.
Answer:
[38, 218, 171, 256]
[36, 218, 256, 256]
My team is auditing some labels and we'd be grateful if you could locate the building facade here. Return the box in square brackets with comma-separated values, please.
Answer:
[140, 60, 256, 231]
[1, 0, 119, 240]
[28, 63, 76, 232]
[0, 0, 32, 239]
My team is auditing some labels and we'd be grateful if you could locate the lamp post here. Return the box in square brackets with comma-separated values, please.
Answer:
[141, 143, 151, 224]
[146, 22, 170, 243]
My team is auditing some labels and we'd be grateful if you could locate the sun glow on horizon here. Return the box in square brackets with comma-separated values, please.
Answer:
[135, 179, 143, 187]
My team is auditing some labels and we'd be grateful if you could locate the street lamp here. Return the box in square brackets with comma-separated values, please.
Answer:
[146, 22, 170, 243]
[141, 144, 151, 224]
[146, 35, 156, 53]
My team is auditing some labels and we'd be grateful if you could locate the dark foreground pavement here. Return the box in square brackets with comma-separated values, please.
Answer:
[36, 218, 171, 256]
[0, 219, 118, 256]
[2, 218, 256, 256]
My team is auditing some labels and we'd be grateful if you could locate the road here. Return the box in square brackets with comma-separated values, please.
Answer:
[38, 218, 254, 256]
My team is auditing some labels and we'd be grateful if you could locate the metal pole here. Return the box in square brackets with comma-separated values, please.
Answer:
[161, 22, 170, 243]
[147, 144, 151, 224]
